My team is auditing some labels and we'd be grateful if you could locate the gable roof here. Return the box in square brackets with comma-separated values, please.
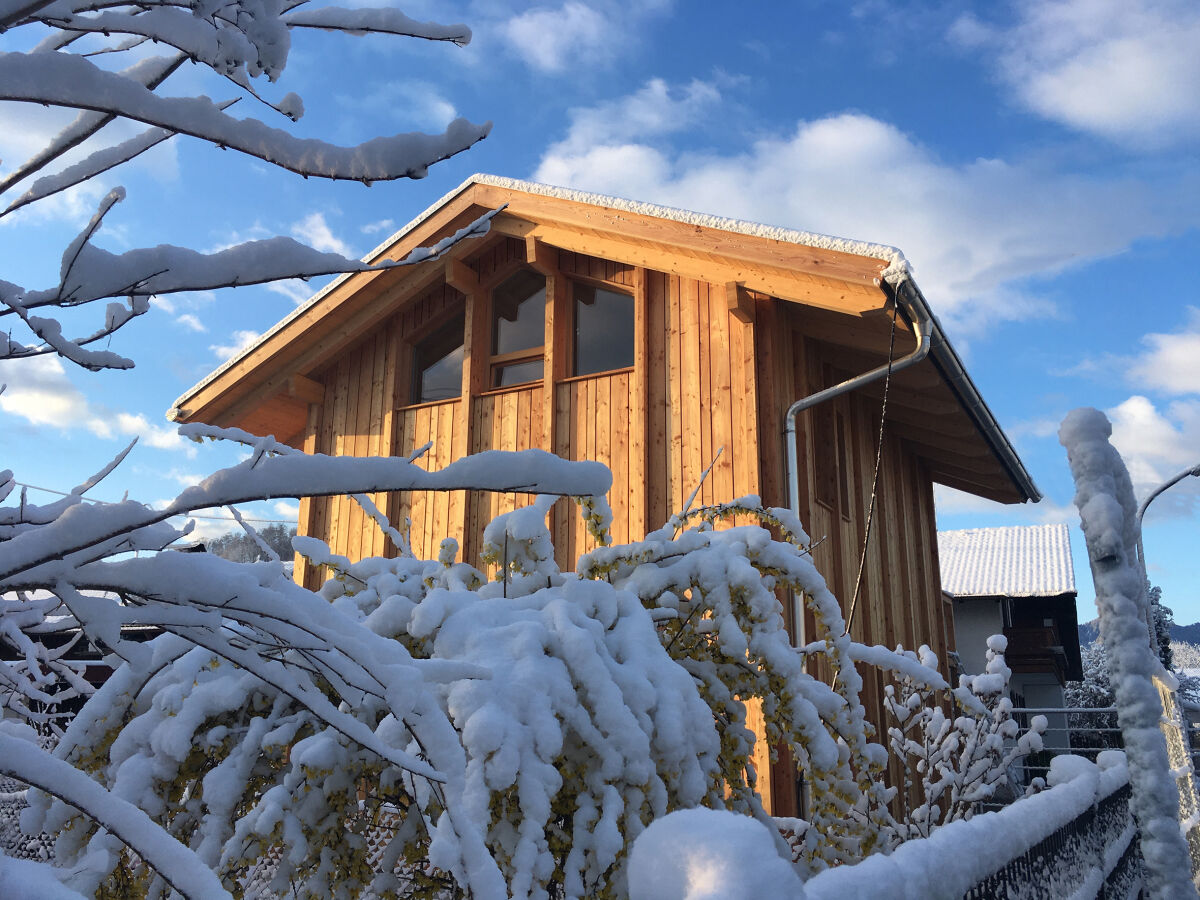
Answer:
[938, 524, 1075, 598]
[168, 173, 1039, 504]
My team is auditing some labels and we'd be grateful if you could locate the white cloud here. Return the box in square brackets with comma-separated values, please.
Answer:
[266, 279, 314, 305]
[340, 82, 458, 132]
[1107, 395, 1200, 499]
[0, 356, 194, 455]
[503, 2, 612, 72]
[951, 0, 1200, 148]
[113, 412, 194, 456]
[0, 355, 108, 434]
[535, 85, 1182, 334]
[175, 313, 206, 333]
[1125, 307, 1200, 396]
[152, 291, 214, 332]
[291, 212, 353, 257]
[934, 485, 1078, 525]
[543, 78, 719, 163]
[210, 329, 261, 362]
[273, 500, 300, 518]
[164, 468, 205, 488]
[361, 218, 395, 235]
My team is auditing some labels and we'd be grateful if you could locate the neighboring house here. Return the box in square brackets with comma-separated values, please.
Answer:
[939, 523, 1083, 751]
[170, 174, 1039, 813]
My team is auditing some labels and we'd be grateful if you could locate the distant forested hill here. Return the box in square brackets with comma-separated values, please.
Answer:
[1078, 618, 1200, 646]
[1077, 618, 1200, 670]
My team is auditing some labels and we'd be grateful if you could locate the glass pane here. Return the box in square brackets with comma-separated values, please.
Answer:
[492, 269, 546, 355]
[574, 282, 635, 376]
[493, 358, 544, 387]
[413, 315, 464, 403]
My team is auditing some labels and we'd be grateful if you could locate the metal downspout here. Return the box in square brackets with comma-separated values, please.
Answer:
[784, 279, 932, 648]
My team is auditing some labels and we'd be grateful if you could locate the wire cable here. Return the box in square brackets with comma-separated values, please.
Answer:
[845, 299, 900, 634]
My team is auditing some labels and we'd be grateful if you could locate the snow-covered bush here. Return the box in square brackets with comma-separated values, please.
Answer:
[1065, 644, 1123, 754]
[23, 495, 912, 898]
[884, 636, 1046, 839]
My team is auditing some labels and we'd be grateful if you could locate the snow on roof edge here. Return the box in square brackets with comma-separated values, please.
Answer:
[170, 173, 908, 417]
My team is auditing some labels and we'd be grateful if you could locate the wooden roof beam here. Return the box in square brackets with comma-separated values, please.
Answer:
[524, 235, 558, 276]
[444, 256, 479, 295]
[173, 187, 500, 423]
[287, 374, 325, 406]
[475, 183, 890, 287]
[493, 218, 887, 318]
[726, 282, 754, 323]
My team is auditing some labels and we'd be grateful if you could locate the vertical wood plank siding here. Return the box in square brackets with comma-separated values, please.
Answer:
[753, 307, 951, 808]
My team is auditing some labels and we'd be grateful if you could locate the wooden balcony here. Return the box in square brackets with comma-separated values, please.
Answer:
[1003, 626, 1069, 685]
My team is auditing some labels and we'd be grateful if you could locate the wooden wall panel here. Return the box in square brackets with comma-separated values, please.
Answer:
[464, 385, 543, 565]
[388, 399, 463, 560]
[558, 250, 635, 286]
[773, 317, 955, 812]
[302, 285, 468, 586]
[654, 275, 761, 521]
[554, 370, 635, 562]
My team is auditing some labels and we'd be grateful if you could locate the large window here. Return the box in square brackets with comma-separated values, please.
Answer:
[573, 281, 634, 376]
[412, 313, 464, 403]
[490, 269, 546, 387]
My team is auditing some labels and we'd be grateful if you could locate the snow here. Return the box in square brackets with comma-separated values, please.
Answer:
[0, 52, 492, 184]
[0, 855, 87, 900]
[0, 732, 233, 899]
[938, 523, 1075, 598]
[1059, 407, 1198, 897]
[281, 8, 471, 44]
[626, 754, 1134, 900]
[627, 808, 802, 900]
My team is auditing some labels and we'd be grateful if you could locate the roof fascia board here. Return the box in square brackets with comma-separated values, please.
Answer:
[171, 183, 489, 421]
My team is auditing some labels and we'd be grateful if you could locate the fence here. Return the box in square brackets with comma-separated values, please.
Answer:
[962, 782, 1141, 900]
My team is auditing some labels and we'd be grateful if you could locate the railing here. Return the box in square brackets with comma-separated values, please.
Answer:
[963, 782, 1141, 900]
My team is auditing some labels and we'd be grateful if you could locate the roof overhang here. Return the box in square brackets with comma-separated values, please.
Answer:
[169, 174, 1038, 504]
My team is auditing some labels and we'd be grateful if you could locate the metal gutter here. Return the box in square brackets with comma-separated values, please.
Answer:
[897, 274, 1041, 505]
[784, 276, 932, 648]
[782, 268, 1041, 646]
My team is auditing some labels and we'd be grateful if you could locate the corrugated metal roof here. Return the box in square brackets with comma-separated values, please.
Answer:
[938, 523, 1075, 598]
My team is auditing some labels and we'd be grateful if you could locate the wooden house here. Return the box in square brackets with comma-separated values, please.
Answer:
[170, 174, 1039, 813]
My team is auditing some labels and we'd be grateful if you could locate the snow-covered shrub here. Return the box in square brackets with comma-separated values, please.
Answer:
[22, 494, 941, 899]
[883, 636, 1046, 839]
[579, 499, 896, 873]
[1065, 644, 1123, 754]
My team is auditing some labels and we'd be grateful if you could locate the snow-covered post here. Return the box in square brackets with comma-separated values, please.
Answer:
[1059, 407, 1198, 896]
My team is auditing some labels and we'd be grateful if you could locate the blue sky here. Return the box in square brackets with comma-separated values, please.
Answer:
[2, 0, 1199, 626]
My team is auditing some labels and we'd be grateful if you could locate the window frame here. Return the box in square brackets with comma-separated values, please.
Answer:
[486, 265, 548, 389]
[408, 310, 466, 406]
[568, 274, 636, 379]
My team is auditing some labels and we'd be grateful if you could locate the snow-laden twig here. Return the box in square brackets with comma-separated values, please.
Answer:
[0, 732, 234, 900]
[0, 51, 491, 184]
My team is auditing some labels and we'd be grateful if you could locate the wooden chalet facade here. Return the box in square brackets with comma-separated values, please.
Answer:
[171, 174, 1039, 814]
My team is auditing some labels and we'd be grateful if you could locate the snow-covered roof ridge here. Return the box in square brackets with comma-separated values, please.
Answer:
[938, 523, 1075, 598]
[458, 174, 905, 264]
[171, 173, 907, 415]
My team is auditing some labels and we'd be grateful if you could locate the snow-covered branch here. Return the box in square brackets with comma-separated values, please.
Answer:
[0, 731, 234, 900]
[0, 51, 490, 184]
